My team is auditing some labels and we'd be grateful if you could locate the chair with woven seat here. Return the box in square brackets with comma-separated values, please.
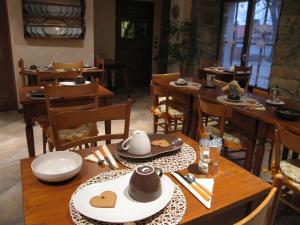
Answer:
[234, 173, 283, 225]
[47, 99, 131, 151]
[44, 80, 100, 151]
[274, 122, 300, 213]
[53, 60, 83, 72]
[197, 96, 254, 169]
[151, 73, 181, 110]
[151, 83, 187, 134]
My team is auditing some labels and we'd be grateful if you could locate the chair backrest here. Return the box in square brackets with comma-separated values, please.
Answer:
[152, 73, 180, 84]
[49, 100, 131, 150]
[234, 174, 283, 225]
[36, 70, 82, 86]
[96, 57, 105, 70]
[197, 96, 231, 137]
[252, 87, 270, 97]
[18, 58, 26, 86]
[53, 60, 83, 72]
[274, 122, 300, 173]
[233, 65, 253, 89]
[45, 79, 99, 115]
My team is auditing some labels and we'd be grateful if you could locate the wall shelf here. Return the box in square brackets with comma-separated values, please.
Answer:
[22, 0, 86, 39]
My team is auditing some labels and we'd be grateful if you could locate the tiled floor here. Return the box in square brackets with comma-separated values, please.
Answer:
[0, 87, 298, 225]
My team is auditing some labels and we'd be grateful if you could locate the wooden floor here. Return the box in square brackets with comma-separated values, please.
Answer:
[0, 87, 298, 225]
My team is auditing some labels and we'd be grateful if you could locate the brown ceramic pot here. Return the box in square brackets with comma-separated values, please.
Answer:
[128, 165, 162, 202]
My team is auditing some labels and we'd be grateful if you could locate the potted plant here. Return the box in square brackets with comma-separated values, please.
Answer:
[167, 21, 197, 77]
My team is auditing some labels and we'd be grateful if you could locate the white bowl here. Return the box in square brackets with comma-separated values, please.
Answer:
[176, 78, 187, 84]
[31, 151, 82, 182]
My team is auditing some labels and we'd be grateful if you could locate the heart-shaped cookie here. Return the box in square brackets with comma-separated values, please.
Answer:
[89, 191, 117, 208]
[151, 139, 170, 148]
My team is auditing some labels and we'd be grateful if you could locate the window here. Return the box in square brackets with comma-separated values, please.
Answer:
[121, 21, 147, 40]
[219, 0, 282, 89]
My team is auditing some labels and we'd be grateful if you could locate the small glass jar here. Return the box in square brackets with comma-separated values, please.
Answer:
[198, 135, 222, 175]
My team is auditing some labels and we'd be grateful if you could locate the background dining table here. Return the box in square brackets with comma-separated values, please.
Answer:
[20, 132, 270, 225]
[153, 78, 300, 175]
[197, 67, 250, 83]
[24, 60, 130, 98]
[19, 85, 114, 157]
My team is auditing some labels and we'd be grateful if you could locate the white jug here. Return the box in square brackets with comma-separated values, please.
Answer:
[121, 130, 151, 155]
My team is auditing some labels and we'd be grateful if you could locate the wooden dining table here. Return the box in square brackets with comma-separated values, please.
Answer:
[24, 61, 130, 98]
[19, 85, 114, 157]
[21, 132, 270, 225]
[198, 67, 250, 86]
[153, 78, 300, 175]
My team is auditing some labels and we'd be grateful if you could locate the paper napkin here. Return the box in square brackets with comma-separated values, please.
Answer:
[84, 145, 119, 168]
[171, 172, 214, 209]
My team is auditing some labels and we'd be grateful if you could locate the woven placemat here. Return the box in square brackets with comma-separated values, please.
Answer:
[217, 95, 259, 106]
[114, 143, 196, 173]
[69, 169, 186, 225]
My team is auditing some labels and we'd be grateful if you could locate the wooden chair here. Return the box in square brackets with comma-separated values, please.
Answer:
[47, 99, 131, 151]
[96, 57, 105, 70]
[197, 96, 254, 169]
[18, 58, 26, 86]
[95, 57, 106, 85]
[234, 174, 283, 225]
[274, 122, 300, 213]
[151, 83, 187, 134]
[152, 73, 180, 84]
[233, 65, 252, 89]
[44, 80, 100, 151]
[36, 70, 82, 86]
[52, 60, 83, 72]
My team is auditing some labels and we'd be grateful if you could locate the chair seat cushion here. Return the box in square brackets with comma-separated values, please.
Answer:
[280, 160, 300, 187]
[151, 104, 184, 118]
[199, 126, 242, 150]
[48, 123, 95, 143]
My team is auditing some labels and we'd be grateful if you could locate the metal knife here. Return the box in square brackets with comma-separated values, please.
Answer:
[97, 146, 115, 170]
[174, 172, 210, 201]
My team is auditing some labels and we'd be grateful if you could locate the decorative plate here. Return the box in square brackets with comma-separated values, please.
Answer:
[72, 173, 175, 223]
[115, 134, 183, 159]
[266, 99, 285, 106]
[225, 96, 242, 102]
[42, 19, 67, 37]
[46, 5, 61, 16]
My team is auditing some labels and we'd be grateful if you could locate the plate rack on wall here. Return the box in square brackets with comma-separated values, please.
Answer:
[22, 0, 86, 40]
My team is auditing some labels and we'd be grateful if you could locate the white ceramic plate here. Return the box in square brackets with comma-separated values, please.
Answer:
[266, 99, 285, 106]
[72, 173, 174, 223]
[225, 96, 242, 102]
[59, 81, 91, 86]
[47, 5, 61, 16]
[31, 151, 82, 182]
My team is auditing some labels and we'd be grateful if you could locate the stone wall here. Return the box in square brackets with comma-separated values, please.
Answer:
[270, 0, 300, 102]
[191, 0, 221, 67]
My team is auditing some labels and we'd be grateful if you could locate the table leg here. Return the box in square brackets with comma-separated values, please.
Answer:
[123, 68, 130, 98]
[107, 70, 112, 89]
[25, 116, 35, 157]
[253, 121, 267, 176]
[104, 97, 112, 145]
[183, 95, 194, 136]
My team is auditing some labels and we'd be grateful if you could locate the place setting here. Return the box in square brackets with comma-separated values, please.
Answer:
[170, 78, 201, 90]
[111, 130, 196, 173]
[217, 80, 266, 110]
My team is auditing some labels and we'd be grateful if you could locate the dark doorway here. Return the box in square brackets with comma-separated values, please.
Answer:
[0, 0, 17, 111]
[116, 0, 154, 87]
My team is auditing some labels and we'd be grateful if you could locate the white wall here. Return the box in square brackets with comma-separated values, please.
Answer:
[6, 0, 94, 105]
